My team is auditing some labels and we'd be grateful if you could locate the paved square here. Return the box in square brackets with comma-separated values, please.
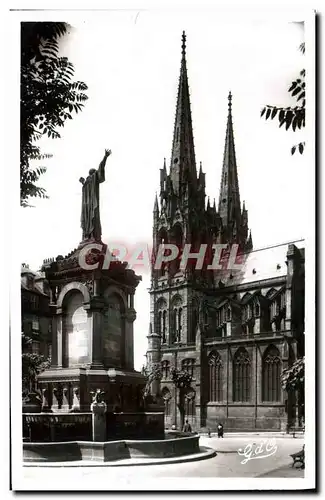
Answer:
[20, 435, 305, 490]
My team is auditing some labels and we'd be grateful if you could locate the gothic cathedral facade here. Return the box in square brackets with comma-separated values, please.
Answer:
[146, 32, 305, 432]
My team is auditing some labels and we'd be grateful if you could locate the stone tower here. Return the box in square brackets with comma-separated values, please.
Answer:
[218, 92, 252, 251]
[147, 32, 253, 428]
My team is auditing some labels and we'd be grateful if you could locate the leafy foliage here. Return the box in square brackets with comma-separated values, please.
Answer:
[281, 356, 305, 392]
[22, 331, 50, 393]
[261, 43, 305, 155]
[170, 367, 193, 428]
[21, 22, 88, 206]
[170, 367, 192, 389]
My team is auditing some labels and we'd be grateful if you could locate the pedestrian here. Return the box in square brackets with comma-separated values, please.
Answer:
[217, 422, 224, 438]
[182, 419, 192, 433]
[208, 428, 211, 438]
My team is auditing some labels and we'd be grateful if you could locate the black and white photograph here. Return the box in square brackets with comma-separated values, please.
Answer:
[7, 3, 316, 492]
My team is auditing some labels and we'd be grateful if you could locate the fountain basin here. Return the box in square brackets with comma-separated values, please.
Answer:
[23, 434, 200, 463]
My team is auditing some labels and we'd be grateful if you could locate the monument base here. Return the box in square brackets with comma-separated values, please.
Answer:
[37, 366, 146, 413]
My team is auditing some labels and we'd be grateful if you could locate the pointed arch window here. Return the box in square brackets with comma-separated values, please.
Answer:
[262, 346, 281, 402]
[181, 358, 195, 378]
[241, 303, 254, 334]
[171, 308, 177, 344]
[177, 308, 182, 342]
[157, 299, 167, 343]
[161, 360, 170, 379]
[270, 293, 285, 332]
[157, 311, 162, 336]
[184, 388, 196, 417]
[233, 348, 251, 402]
[208, 351, 223, 402]
[162, 310, 167, 343]
[255, 302, 260, 317]
[171, 296, 182, 344]
[203, 308, 208, 327]
[157, 229, 169, 277]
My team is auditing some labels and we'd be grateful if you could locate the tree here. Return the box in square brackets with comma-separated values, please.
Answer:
[170, 367, 193, 428]
[22, 331, 50, 394]
[143, 364, 194, 428]
[281, 356, 305, 427]
[261, 43, 305, 155]
[21, 22, 88, 206]
[281, 356, 305, 393]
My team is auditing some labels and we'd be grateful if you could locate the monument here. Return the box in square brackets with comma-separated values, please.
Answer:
[37, 149, 147, 423]
[23, 148, 205, 463]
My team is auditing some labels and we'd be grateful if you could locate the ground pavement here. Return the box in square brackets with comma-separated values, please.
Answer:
[18, 435, 305, 490]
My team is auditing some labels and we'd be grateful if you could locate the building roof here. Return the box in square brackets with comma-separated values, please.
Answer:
[215, 239, 304, 288]
[21, 264, 48, 296]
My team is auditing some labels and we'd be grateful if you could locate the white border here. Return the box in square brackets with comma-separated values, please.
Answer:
[4, 2, 316, 493]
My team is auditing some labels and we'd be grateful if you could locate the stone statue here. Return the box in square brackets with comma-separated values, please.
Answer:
[79, 149, 111, 241]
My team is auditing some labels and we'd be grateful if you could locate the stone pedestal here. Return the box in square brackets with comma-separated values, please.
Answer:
[38, 241, 146, 414]
[22, 393, 42, 414]
[91, 402, 107, 442]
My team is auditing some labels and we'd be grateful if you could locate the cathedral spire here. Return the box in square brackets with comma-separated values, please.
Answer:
[169, 31, 197, 196]
[153, 192, 159, 213]
[247, 229, 253, 250]
[218, 91, 242, 237]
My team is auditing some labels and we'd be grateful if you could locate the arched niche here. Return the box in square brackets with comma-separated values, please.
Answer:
[102, 287, 127, 367]
[57, 281, 90, 309]
[62, 290, 90, 367]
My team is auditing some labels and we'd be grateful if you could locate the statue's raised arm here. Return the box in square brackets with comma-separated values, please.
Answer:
[97, 149, 112, 182]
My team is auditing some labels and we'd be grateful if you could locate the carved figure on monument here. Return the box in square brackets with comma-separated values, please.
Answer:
[79, 149, 111, 241]
[90, 389, 106, 404]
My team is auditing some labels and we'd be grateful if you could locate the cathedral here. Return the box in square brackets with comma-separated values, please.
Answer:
[146, 32, 305, 432]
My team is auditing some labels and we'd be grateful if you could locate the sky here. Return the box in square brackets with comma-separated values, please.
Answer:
[19, 11, 307, 371]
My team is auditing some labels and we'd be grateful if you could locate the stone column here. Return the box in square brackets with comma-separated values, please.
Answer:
[87, 298, 105, 368]
[254, 344, 261, 428]
[281, 339, 289, 431]
[62, 385, 70, 411]
[49, 305, 59, 367]
[227, 346, 233, 408]
[254, 317, 261, 334]
[41, 387, 51, 412]
[285, 244, 296, 332]
[91, 401, 107, 442]
[72, 387, 80, 412]
[52, 385, 62, 411]
[124, 307, 136, 370]
[146, 331, 161, 397]
[56, 308, 63, 367]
